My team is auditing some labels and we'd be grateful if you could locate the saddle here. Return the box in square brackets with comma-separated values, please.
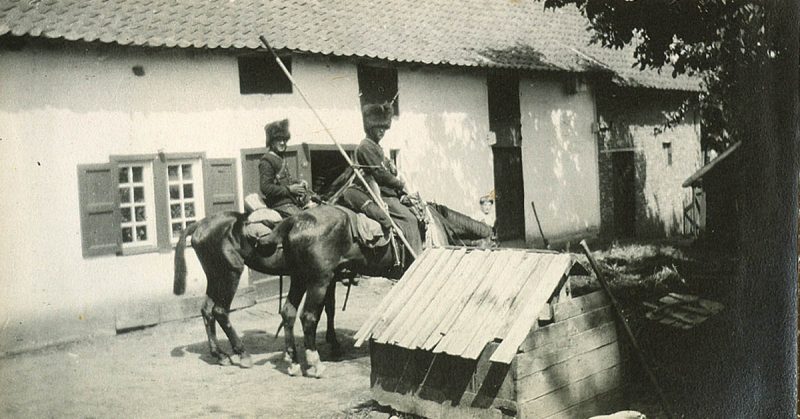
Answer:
[336, 205, 390, 248]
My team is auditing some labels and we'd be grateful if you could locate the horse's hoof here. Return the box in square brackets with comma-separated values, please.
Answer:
[238, 353, 253, 369]
[218, 356, 233, 366]
[287, 363, 302, 377]
[306, 362, 326, 379]
[284, 353, 293, 364]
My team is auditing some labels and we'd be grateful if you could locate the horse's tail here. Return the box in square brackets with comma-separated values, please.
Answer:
[430, 203, 493, 240]
[173, 222, 200, 295]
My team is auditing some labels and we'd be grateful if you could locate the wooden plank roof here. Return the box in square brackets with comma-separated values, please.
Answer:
[354, 247, 584, 364]
[682, 141, 741, 188]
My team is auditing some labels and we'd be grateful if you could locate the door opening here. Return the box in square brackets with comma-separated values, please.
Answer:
[612, 151, 636, 237]
[488, 73, 525, 242]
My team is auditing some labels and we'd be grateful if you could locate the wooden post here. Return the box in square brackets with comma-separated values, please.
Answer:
[579, 240, 674, 419]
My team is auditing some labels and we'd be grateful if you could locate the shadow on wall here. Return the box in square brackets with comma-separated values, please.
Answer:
[418, 112, 490, 213]
[597, 86, 697, 239]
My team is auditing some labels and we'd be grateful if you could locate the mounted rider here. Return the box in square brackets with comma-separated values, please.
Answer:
[338, 103, 423, 257]
[258, 119, 313, 218]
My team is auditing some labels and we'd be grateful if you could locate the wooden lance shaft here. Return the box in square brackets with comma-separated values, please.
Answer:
[579, 240, 674, 419]
[259, 35, 417, 260]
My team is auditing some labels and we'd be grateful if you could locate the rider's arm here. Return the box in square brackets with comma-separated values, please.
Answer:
[356, 142, 405, 191]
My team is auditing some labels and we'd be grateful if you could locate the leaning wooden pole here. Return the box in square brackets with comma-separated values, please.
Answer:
[259, 35, 417, 260]
[579, 240, 674, 419]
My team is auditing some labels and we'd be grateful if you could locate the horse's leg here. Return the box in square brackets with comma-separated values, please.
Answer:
[324, 280, 342, 357]
[281, 280, 304, 376]
[300, 276, 331, 378]
[200, 296, 228, 364]
[211, 269, 252, 368]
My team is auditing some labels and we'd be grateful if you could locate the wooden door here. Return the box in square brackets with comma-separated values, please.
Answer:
[493, 147, 525, 241]
[488, 73, 525, 241]
[612, 151, 636, 237]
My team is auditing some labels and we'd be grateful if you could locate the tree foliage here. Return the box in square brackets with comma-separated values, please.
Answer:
[543, 0, 778, 153]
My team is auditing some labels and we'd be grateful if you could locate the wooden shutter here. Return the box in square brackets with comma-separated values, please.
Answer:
[204, 158, 239, 214]
[240, 147, 268, 197]
[78, 163, 121, 257]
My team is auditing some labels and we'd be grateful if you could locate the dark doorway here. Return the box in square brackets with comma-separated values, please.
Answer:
[612, 151, 636, 237]
[492, 148, 525, 241]
[488, 73, 525, 241]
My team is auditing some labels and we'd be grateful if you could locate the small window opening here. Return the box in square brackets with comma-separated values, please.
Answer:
[357, 64, 399, 115]
[238, 55, 292, 94]
[663, 142, 673, 166]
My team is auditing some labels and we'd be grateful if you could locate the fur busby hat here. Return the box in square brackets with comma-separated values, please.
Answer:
[362, 103, 393, 131]
[264, 119, 290, 146]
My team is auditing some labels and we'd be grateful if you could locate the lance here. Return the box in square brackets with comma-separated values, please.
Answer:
[259, 36, 417, 260]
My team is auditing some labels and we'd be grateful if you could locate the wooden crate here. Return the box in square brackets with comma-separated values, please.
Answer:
[369, 290, 625, 419]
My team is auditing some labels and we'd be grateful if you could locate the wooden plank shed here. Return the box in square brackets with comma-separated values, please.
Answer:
[354, 248, 628, 419]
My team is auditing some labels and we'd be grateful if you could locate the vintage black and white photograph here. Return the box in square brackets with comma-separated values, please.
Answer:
[0, 0, 796, 418]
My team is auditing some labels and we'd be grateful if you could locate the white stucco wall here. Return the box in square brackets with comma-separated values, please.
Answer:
[0, 44, 496, 329]
[519, 74, 601, 244]
[0, 46, 366, 321]
[383, 67, 494, 219]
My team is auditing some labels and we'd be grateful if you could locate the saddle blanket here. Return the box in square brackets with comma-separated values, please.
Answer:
[336, 206, 389, 248]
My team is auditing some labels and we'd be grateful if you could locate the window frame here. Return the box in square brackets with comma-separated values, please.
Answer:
[165, 157, 206, 245]
[110, 152, 207, 255]
[117, 159, 159, 251]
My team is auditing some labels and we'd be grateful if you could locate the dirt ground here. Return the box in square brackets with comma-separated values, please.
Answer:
[0, 277, 394, 419]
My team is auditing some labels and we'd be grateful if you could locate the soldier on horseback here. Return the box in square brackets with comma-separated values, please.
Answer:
[338, 103, 424, 256]
[259, 119, 312, 218]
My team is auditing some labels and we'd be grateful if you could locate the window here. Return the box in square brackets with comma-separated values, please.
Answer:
[77, 154, 238, 258]
[237, 55, 292, 94]
[118, 162, 157, 248]
[663, 142, 673, 166]
[166, 160, 205, 243]
[357, 64, 399, 116]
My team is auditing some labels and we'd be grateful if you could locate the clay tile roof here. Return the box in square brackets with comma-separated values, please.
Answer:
[0, 0, 699, 91]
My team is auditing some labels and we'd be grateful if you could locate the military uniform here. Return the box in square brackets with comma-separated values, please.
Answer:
[339, 103, 423, 255]
[258, 119, 304, 218]
[259, 151, 302, 218]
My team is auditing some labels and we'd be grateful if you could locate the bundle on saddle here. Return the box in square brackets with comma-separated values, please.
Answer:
[242, 193, 284, 244]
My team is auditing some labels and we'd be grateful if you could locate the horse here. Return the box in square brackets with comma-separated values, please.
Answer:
[173, 202, 493, 377]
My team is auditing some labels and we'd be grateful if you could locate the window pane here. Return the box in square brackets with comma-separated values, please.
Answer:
[186, 220, 196, 228]
[184, 202, 195, 218]
[122, 227, 133, 243]
[182, 164, 192, 180]
[172, 223, 183, 238]
[135, 206, 146, 222]
[132, 166, 143, 182]
[170, 204, 182, 219]
[136, 226, 147, 240]
[183, 184, 193, 198]
[133, 187, 145, 202]
[119, 187, 131, 203]
[169, 185, 180, 200]
[168, 165, 180, 181]
[119, 167, 130, 184]
[121, 206, 132, 223]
